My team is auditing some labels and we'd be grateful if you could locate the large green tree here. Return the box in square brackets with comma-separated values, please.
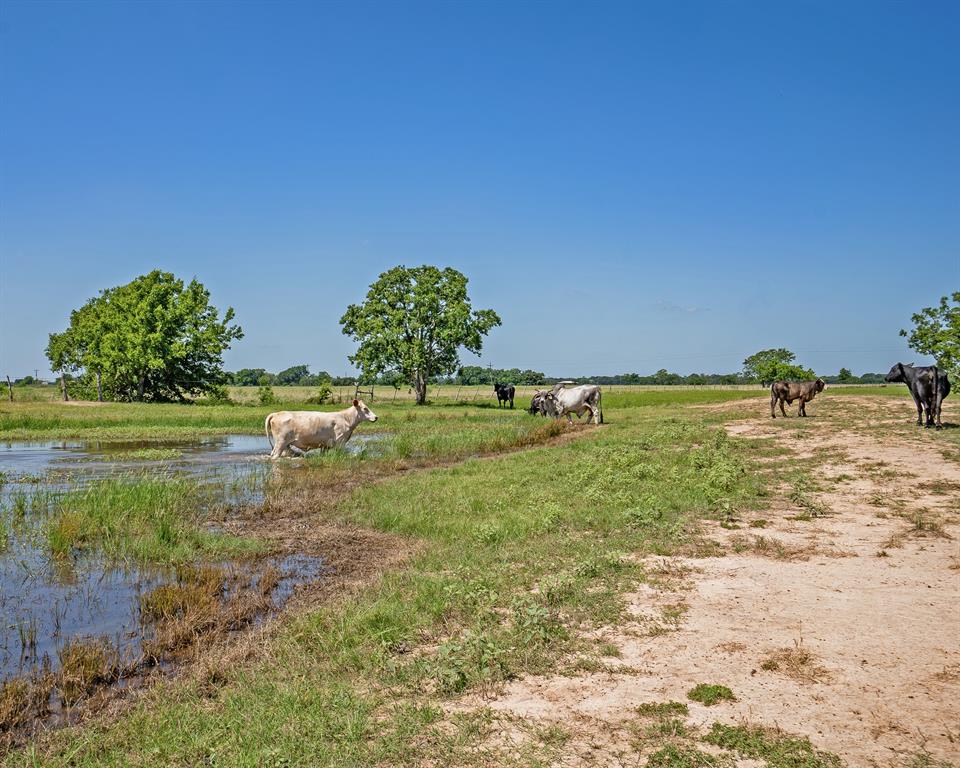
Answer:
[742, 348, 815, 386]
[340, 266, 501, 404]
[46, 270, 242, 402]
[900, 292, 960, 378]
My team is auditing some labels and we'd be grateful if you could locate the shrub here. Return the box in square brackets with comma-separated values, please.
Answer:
[258, 385, 277, 406]
[305, 381, 333, 405]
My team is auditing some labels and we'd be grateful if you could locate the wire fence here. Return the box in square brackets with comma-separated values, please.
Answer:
[2, 379, 892, 406]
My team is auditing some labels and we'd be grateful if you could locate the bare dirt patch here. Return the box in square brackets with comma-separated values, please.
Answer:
[456, 397, 960, 767]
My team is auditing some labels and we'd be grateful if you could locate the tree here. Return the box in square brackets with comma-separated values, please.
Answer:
[46, 270, 242, 402]
[275, 364, 311, 386]
[340, 266, 501, 404]
[900, 292, 960, 378]
[742, 348, 815, 386]
[232, 368, 269, 386]
[837, 367, 855, 383]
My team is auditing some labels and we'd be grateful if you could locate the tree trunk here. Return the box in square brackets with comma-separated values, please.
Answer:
[414, 371, 428, 405]
[137, 375, 147, 401]
[60, 374, 69, 401]
[96, 371, 103, 402]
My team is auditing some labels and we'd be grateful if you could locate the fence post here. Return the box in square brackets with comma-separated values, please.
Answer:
[5, 376, 12, 402]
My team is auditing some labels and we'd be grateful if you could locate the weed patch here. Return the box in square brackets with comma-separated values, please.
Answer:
[636, 701, 689, 718]
[687, 684, 735, 706]
[704, 722, 841, 768]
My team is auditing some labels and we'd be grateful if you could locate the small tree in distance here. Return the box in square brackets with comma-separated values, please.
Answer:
[340, 266, 501, 405]
[742, 348, 815, 387]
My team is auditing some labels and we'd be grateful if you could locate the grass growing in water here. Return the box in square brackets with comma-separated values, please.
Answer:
[45, 477, 262, 563]
[97, 447, 182, 461]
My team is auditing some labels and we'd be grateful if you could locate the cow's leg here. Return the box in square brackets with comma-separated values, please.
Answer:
[911, 390, 923, 426]
[771, 391, 777, 418]
[779, 398, 787, 418]
[799, 398, 806, 417]
[270, 435, 289, 460]
[924, 398, 935, 428]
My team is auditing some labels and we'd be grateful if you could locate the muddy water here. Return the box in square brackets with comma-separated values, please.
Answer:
[0, 434, 377, 683]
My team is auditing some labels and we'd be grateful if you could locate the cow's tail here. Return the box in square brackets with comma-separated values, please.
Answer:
[265, 413, 275, 451]
[597, 389, 604, 424]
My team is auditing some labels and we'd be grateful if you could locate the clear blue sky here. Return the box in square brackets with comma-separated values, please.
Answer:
[1, 0, 957, 379]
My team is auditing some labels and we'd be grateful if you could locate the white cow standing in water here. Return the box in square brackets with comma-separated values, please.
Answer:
[265, 399, 378, 459]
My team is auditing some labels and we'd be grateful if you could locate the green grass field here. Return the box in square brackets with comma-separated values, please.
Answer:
[0, 384, 907, 441]
[0, 387, 931, 765]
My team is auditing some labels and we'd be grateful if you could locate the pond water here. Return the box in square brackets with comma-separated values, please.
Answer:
[0, 434, 378, 683]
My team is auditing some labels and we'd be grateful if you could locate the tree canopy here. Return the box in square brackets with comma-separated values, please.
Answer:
[742, 348, 815, 386]
[274, 364, 311, 386]
[900, 292, 960, 378]
[46, 270, 242, 402]
[340, 266, 501, 404]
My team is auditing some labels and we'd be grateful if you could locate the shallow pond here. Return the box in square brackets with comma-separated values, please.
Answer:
[0, 434, 378, 684]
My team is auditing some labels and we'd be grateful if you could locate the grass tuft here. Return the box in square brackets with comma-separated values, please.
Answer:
[636, 701, 689, 718]
[687, 684, 735, 706]
[703, 722, 841, 768]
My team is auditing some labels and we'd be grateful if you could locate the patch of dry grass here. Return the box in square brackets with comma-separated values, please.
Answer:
[759, 642, 829, 683]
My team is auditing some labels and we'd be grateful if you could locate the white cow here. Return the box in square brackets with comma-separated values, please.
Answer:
[265, 399, 378, 459]
[543, 383, 603, 424]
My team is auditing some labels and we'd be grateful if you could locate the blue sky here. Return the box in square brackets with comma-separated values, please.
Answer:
[1, 0, 957, 379]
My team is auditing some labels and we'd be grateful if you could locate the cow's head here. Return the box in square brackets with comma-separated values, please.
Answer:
[885, 363, 908, 383]
[541, 391, 561, 417]
[353, 398, 378, 422]
[528, 390, 547, 415]
[815, 378, 826, 393]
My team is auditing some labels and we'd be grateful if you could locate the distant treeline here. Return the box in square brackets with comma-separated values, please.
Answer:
[220, 364, 887, 389]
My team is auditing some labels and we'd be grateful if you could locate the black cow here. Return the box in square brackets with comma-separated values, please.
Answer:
[494, 382, 515, 409]
[885, 363, 950, 429]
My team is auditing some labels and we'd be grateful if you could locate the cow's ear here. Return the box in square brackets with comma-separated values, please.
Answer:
[353, 399, 359, 407]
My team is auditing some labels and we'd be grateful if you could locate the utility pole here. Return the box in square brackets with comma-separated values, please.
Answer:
[6, 376, 13, 402]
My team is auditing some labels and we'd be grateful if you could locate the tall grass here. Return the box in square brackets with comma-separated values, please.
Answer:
[44, 477, 262, 563]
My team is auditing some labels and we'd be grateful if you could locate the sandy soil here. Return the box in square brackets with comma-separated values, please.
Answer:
[460, 396, 960, 767]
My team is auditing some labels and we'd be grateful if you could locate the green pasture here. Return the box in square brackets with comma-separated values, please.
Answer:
[1, 386, 939, 766]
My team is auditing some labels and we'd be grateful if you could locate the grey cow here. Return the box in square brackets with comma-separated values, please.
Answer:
[884, 363, 950, 429]
[542, 383, 604, 424]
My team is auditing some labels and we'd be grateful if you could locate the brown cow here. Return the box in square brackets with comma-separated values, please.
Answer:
[770, 379, 825, 418]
